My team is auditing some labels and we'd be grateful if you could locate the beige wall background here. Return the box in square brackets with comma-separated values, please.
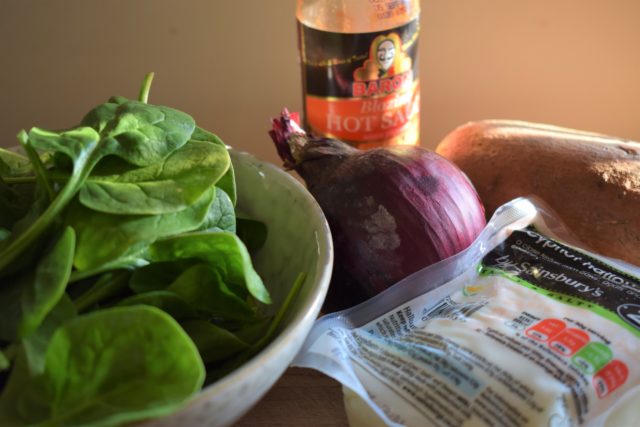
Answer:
[1, 0, 639, 167]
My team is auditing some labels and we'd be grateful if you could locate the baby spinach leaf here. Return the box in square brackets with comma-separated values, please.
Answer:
[17, 131, 54, 203]
[149, 231, 271, 304]
[19, 227, 75, 338]
[0, 148, 33, 177]
[0, 276, 23, 342]
[81, 99, 196, 167]
[254, 272, 306, 350]
[216, 162, 236, 206]
[190, 126, 222, 145]
[117, 290, 196, 320]
[0, 347, 40, 425]
[233, 318, 272, 347]
[27, 126, 101, 165]
[69, 187, 216, 271]
[0, 181, 32, 231]
[198, 187, 236, 232]
[0, 351, 7, 372]
[0, 93, 196, 274]
[190, 126, 236, 205]
[0, 171, 53, 281]
[236, 217, 268, 253]
[72, 271, 131, 313]
[206, 273, 306, 384]
[69, 253, 149, 284]
[79, 140, 230, 215]
[128, 260, 194, 294]
[22, 294, 76, 375]
[0, 127, 100, 273]
[80, 100, 119, 134]
[0, 306, 205, 427]
[181, 319, 249, 365]
[0, 228, 75, 342]
[167, 264, 254, 321]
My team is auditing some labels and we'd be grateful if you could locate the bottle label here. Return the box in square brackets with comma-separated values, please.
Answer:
[298, 18, 420, 148]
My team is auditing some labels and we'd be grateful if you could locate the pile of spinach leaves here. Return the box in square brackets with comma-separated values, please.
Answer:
[0, 73, 303, 427]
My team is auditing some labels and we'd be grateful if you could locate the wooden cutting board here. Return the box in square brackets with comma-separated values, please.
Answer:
[234, 367, 350, 426]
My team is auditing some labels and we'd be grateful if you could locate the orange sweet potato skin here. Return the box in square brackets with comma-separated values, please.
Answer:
[436, 120, 640, 266]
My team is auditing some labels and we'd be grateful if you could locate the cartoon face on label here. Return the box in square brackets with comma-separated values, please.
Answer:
[353, 32, 413, 82]
[376, 39, 396, 72]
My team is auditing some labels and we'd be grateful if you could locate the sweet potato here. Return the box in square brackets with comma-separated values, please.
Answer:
[436, 120, 640, 266]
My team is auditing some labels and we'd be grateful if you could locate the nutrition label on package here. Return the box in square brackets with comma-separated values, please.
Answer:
[309, 229, 640, 426]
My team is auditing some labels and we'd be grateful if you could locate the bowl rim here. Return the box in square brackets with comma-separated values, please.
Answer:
[192, 149, 334, 398]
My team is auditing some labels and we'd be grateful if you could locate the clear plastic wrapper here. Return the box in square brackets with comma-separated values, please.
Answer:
[293, 196, 640, 427]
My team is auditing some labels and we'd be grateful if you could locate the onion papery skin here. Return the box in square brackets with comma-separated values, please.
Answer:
[270, 111, 486, 311]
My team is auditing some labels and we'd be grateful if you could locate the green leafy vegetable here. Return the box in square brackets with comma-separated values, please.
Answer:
[0, 147, 35, 177]
[190, 126, 236, 204]
[181, 319, 249, 364]
[19, 227, 75, 338]
[17, 131, 55, 203]
[80, 99, 195, 167]
[0, 90, 196, 271]
[0, 73, 298, 427]
[79, 140, 230, 215]
[149, 231, 271, 304]
[0, 127, 100, 271]
[117, 290, 196, 319]
[22, 294, 77, 374]
[0, 279, 24, 342]
[68, 187, 216, 271]
[72, 271, 131, 313]
[0, 306, 205, 427]
[167, 264, 255, 321]
[0, 180, 32, 231]
[206, 272, 306, 383]
[0, 229, 76, 360]
[199, 187, 236, 232]
[0, 351, 8, 372]
[128, 260, 193, 294]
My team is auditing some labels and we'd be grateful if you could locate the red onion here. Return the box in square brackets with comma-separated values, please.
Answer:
[269, 110, 486, 311]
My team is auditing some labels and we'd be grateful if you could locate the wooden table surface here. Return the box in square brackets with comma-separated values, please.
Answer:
[234, 367, 350, 427]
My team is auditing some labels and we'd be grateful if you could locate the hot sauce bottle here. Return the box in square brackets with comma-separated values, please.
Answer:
[296, 0, 421, 149]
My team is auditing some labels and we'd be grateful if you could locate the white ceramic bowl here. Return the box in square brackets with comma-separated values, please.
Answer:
[141, 149, 333, 427]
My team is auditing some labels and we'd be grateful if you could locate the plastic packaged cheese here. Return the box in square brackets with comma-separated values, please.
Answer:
[292, 197, 640, 427]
